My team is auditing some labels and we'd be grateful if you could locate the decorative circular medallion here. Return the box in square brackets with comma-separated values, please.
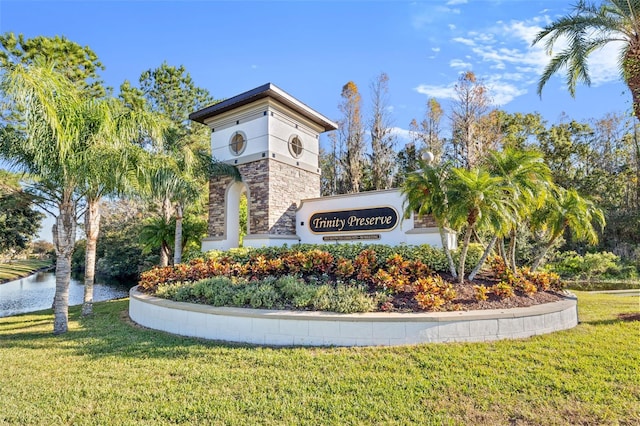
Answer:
[289, 135, 303, 158]
[229, 132, 246, 156]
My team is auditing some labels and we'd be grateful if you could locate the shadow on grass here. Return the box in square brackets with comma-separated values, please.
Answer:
[0, 301, 225, 357]
[0, 311, 55, 337]
[71, 299, 270, 359]
[2, 296, 635, 359]
[581, 312, 640, 327]
[1, 299, 296, 360]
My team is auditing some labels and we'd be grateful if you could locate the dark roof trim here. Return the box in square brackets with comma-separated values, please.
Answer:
[189, 83, 338, 132]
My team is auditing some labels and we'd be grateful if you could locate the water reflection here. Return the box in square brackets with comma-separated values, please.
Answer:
[0, 272, 130, 318]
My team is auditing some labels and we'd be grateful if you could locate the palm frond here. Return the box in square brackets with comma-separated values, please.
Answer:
[534, 0, 638, 97]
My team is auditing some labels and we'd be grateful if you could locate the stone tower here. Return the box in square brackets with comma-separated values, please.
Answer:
[189, 83, 337, 251]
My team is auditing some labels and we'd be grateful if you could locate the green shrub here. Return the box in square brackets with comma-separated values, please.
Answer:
[453, 243, 484, 272]
[248, 283, 281, 309]
[71, 240, 86, 272]
[583, 252, 620, 278]
[155, 283, 182, 299]
[230, 284, 253, 307]
[174, 284, 195, 302]
[309, 284, 375, 313]
[308, 285, 332, 311]
[544, 250, 631, 280]
[493, 282, 515, 299]
[276, 276, 316, 308]
[195, 277, 239, 306]
[412, 245, 448, 271]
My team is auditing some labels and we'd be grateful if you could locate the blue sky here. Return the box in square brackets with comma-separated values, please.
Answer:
[0, 0, 631, 241]
[1, 0, 631, 132]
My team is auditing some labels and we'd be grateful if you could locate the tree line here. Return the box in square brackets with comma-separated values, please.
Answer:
[323, 70, 639, 269]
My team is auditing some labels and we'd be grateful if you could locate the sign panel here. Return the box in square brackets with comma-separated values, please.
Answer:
[322, 234, 381, 241]
[309, 207, 398, 234]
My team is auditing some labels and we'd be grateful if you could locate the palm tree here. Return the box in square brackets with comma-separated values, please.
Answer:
[402, 160, 458, 278]
[1, 61, 162, 329]
[485, 148, 553, 273]
[141, 111, 241, 266]
[170, 176, 200, 265]
[140, 166, 183, 266]
[170, 141, 241, 265]
[82, 90, 165, 315]
[1, 62, 92, 333]
[139, 214, 174, 264]
[533, 0, 640, 120]
[123, 64, 231, 265]
[446, 167, 515, 283]
[80, 142, 152, 316]
[531, 187, 606, 271]
[141, 157, 240, 266]
[172, 158, 239, 264]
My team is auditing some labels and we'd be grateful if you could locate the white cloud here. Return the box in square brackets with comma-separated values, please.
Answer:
[440, 6, 461, 15]
[485, 77, 528, 105]
[450, 59, 471, 69]
[581, 41, 624, 85]
[446, 0, 467, 5]
[452, 37, 475, 46]
[412, 5, 460, 29]
[390, 127, 413, 144]
[414, 83, 457, 100]
[468, 31, 495, 44]
[448, 24, 456, 30]
[414, 79, 527, 106]
[432, 47, 441, 52]
[500, 72, 526, 82]
[416, 14, 623, 108]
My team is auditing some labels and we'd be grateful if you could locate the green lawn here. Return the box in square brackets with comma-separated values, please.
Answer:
[0, 259, 53, 282]
[0, 292, 638, 425]
[567, 279, 640, 291]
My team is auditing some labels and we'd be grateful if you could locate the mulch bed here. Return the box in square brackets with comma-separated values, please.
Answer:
[390, 273, 565, 312]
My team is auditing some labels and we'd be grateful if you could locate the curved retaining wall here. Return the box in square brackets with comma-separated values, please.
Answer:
[129, 286, 578, 346]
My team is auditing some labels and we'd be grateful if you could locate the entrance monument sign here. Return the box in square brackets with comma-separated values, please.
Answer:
[309, 207, 398, 233]
[189, 83, 455, 251]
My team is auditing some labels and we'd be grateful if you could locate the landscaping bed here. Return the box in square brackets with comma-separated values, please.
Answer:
[139, 244, 566, 314]
[392, 275, 563, 312]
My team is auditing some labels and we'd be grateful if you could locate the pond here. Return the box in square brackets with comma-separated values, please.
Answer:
[0, 272, 131, 318]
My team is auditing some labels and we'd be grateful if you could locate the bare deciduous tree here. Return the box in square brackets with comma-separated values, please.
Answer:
[368, 72, 396, 190]
[338, 81, 365, 193]
[450, 71, 494, 169]
[409, 97, 445, 163]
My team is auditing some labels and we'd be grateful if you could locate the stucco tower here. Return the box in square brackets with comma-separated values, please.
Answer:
[190, 83, 337, 251]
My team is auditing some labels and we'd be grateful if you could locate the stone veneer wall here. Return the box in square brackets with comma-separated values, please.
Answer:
[208, 158, 320, 238]
[414, 214, 437, 228]
[268, 159, 319, 235]
[208, 174, 234, 238]
[240, 160, 270, 234]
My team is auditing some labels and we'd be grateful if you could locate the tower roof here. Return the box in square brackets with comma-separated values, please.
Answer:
[189, 83, 338, 132]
